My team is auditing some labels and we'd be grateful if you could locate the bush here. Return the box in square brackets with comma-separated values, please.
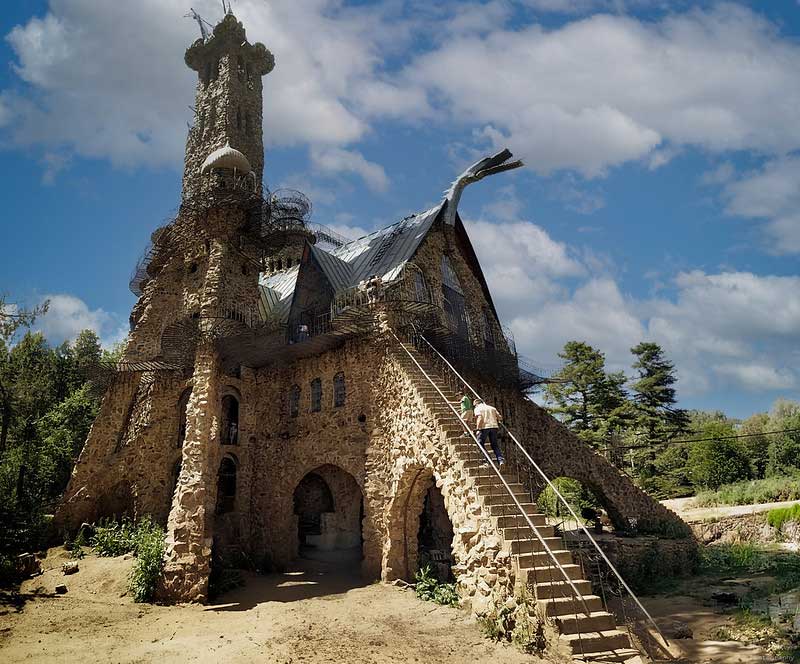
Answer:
[695, 474, 800, 507]
[414, 565, 459, 607]
[687, 436, 751, 490]
[767, 503, 800, 531]
[90, 516, 165, 603]
[536, 477, 598, 519]
[128, 520, 165, 603]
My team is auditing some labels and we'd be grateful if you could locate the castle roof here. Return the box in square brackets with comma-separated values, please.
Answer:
[258, 203, 443, 323]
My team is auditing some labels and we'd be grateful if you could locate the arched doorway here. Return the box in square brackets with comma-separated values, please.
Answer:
[384, 467, 456, 582]
[293, 464, 363, 564]
[417, 484, 455, 582]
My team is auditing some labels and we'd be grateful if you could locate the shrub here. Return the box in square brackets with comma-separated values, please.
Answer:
[90, 516, 165, 603]
[687, 436, 750, 490]
[767, 503, 800, 531]
[695, 474, 800, 507]
[128, 520, 165, 603]
[414, 565, 459, 607]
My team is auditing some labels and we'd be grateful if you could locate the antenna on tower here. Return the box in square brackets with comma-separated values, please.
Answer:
[184, 8, 211, 41]
[221, 0, 233, 15]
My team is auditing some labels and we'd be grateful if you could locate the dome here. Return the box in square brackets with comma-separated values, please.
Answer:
[201, 144, 252, 174]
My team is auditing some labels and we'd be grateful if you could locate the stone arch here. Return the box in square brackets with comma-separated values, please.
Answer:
[292, 464, 363, 563]
[96, 480, 134, 522]
[383, 465, 458, 582]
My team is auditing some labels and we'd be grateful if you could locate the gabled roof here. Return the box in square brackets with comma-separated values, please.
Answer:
[258, 204, 443, 322]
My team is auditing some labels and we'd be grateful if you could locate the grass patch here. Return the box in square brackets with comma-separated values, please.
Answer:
[695, 474, 800, 507]
[413, 565, 459, 607]
[701, 543, 800, 593]
[90, 517, 165, 603]
[767, 503, 800, 531]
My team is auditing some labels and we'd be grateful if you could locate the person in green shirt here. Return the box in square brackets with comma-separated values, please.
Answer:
[459, 394, 474, 437]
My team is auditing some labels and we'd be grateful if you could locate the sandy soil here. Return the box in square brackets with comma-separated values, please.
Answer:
[0, 548, 540, 664]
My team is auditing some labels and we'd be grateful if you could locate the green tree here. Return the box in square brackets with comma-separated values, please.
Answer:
[687, 421, 750, 489]
[545, 341, 607, 444]
[630, 342, 689, 444]
[740, 412, 770, 479]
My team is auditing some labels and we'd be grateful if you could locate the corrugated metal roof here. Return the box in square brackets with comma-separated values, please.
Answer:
[309, 244, 352, 291]
[257, 203, 443, 320]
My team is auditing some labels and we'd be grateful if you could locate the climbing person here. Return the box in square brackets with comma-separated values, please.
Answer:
[459, 393, 474, 437]
[473, 397, 504, 465]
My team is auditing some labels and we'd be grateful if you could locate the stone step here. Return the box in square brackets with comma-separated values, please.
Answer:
[519, 563, 584, 584]
[503, 526, 555, 553]
[515, 549, 574, 569]
[531, 579, 593, 600]
[495, 513, 548, 529]
[506, 535, 562, 553]
[487, 501, 539, 516]
[573, 648, 643, 663]
[482, 490, 530, 506]
[540, 594, 603, 617]
[472, 476, 525, 491]
[559, 629, 632, 655]
[556, 611, 618, 635]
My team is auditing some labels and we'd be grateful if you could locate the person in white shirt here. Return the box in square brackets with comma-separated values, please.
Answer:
[473, 398, 504, 465]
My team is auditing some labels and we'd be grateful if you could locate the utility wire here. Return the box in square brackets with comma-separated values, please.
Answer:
[611, 427, 800, 451]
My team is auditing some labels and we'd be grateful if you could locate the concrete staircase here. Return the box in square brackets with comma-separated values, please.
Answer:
[394, 344, 643, 663]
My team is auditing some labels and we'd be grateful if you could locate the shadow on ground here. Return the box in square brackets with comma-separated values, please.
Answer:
[206, 558, 370, 611]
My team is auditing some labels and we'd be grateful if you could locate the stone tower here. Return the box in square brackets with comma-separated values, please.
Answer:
[182, 13, 274, 201]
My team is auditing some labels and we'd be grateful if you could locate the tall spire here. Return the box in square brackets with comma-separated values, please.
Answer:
[181, 13, 274, 201]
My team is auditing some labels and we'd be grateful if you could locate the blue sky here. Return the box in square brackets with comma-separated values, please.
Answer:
[1, 0, 799, 419]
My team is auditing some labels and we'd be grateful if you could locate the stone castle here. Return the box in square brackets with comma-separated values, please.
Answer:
[55, 12, 692, 660]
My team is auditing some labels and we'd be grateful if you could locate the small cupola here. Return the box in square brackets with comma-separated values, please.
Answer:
[201, 143, 252, 174]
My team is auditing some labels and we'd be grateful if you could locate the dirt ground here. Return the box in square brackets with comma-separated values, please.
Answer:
[0, 548, 540, 664]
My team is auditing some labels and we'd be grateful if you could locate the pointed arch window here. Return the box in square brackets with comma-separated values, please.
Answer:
[289, 384, 301, 418]
[310, 377, 322, 413]
[216, 455, 237, 514]
[333, 372, 346, 408]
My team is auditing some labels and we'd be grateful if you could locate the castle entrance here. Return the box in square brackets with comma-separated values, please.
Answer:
[417, 484, 455, 582]
[293, 464, 363, 564]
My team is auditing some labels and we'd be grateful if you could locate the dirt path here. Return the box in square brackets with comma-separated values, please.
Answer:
[0, 548, 540, 664]
[662, 498, 800, 524]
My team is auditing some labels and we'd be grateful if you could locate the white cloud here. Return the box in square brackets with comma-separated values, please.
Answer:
[722, 156, 800, 254]
[34, 294, 124, 347]
[0, 0, 409, 187]
[403, 5, 800, 176]
[713, 363, 796, 392]
[310, 146, 389, 192]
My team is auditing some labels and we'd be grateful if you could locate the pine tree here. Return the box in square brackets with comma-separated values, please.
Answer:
[630, 342, 689, 445]
[545, 341, 606, 444]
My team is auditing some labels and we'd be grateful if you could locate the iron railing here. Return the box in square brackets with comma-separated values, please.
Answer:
[405, 329, 671, 659]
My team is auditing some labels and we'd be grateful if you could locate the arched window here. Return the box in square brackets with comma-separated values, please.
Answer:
[413, 269, 428, 303]
[289, 384, 301, 418]
[441, 255, 468, 338]
[310, 377, 322, 413]
[333, 372, 346, 408]
[177, 388, 192, 448]
[221, 394, 239, 445]
[216, 456, 237, 514]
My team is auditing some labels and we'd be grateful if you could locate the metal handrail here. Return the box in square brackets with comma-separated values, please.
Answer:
[412, 330, 669, 650]
[390, 330, 591, 617]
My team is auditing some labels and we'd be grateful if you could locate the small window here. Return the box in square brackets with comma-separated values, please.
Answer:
[333, 372, 346, 408]
[189, 262, 198, 274]
[289, 384, 300, 418]
[310, 378, 322, 413]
